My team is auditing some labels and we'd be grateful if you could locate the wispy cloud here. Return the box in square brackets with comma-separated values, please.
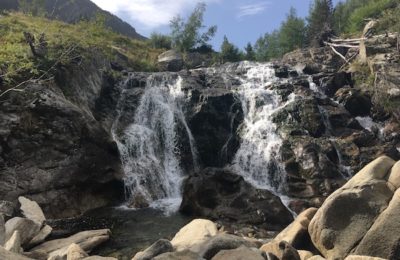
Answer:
[91, 0, 221, 29]
[237, 1, 270, 19]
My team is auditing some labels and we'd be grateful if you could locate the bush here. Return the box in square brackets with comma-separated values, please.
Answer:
[148, 33, 171, 49]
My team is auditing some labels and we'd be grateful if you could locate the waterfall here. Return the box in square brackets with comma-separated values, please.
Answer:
[231, 63, 296, 195]
[112, 74, 197, 213]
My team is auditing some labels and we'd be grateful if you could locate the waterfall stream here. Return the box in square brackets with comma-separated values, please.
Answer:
[112, 74, 197, 213]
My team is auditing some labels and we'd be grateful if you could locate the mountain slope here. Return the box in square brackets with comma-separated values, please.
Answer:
[0, 0, 146, 40]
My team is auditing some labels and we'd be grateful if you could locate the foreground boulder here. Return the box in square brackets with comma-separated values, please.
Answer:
[170, 219, 218, 252]
[31, 229, 111, 256]
[0, 246, 33, 260]
[180, 168, 293, 229]
[5, 217, 41, 248]
[211, 246, 265, 260]
[308, 156, 397, 259]
[18, 196, 46, 226]
[153, 250, 204, 260]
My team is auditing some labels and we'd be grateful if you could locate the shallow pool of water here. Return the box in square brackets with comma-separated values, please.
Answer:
[82, 206, 192, 260]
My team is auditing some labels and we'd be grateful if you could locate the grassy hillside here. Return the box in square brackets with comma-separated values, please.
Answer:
[0, 12, 162, 87]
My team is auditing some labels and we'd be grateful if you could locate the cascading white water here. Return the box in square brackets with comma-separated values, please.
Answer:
[113, 74, 197, 213]
[232, 63, 296, 194]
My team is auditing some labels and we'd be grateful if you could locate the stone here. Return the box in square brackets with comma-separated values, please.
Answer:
[211, 246, 265, 260]
[157, 50, 184, 72]
[28, 225, 52, 247]
[274, 208, 317, 248]
[153, 250, 204, 260]
[354, 188, 400, 259]
[18, 196, 46, 225]
[4, 230, 22, 253]
[196, 234, 258, 259]
[133, 239, 173, 260]
[345, 256, 386, 260]
[0, 246, 33, 260]
[0, 201, 15, 217]
[343, 156, 395, 189]
[171, 219, 218, 252]
[309, 158, 395, 260]
[298, 250, 314, 260]
[83, 257, 118, 260]
[260, 241, 300, 260]
[180, 168, 293, 229]
[387, 161, 400, 189]
[334, 88, 372, 117]
[31, 229, 110, 254]
[22, 250, 48, 260]
[67, 243, 89, 260]
[0, 214, 5, 246]
[308, 256, 325, 260]
[5, 217, 40, 248]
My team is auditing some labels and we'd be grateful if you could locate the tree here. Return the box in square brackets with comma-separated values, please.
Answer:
[279, 7, 306, 53]
[219, 36, 242, 63]
[170, 2, 217, 52]
[306, 0, 334, 45]
[254, 31, 282, 61]
[148, 33, 172, 49]
[244, 42, 256, 61]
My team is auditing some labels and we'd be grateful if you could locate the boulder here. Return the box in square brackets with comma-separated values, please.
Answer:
[387, 161, 400, 189]
[274, 208, 317, 248]
[22, 250, 48, 260]
[28, 225, 52, 247]
[18, 196, 46, 225]
[322, 72, 352, 97]
[157, 50, 183, 72]
[0, 214, 4, 246]
[31, 229, 110, 254]
[308, 157, 396, 259]
[133, 239, 173, 260]
[211, 246, 265, 260]
[4, 230, 22, 253]
[334, 88, 372, 117]
[153, 250, 204, 260]
[180, 168, 293, 229]
[354, 188, 400, 258]
[298, 250, 314, 260]
[83, 257, 118, 260]
[5, 217, 40, 247]
[196, 234, 258, 259]
[308, 256, 325, 260]
[0, 246, 33, 260]
[66, 243, 88, 260]
[345, 256, 386, 260]
[260, 241, 300, 260]
[170, 219, 218, 252]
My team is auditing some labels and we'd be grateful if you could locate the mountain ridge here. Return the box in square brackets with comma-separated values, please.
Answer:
[0, 0, 146, 40]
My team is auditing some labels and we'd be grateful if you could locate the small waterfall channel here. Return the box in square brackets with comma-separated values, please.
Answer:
[112, 74, 197, 213]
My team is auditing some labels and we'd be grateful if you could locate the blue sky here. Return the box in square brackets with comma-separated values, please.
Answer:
[91, 0, 342, 50]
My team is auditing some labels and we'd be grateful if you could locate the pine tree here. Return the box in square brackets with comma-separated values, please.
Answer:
[306, 0, 334, 45]
[244, 42, 256, 61]
[279, 7, 306, 53]
[220, 36, 242, 63]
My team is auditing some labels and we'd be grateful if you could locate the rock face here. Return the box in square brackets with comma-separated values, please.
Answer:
[180, 168, 293, 229]
[0, 57, 124, 218]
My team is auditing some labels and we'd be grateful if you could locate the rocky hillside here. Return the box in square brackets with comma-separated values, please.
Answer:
[0, 0, 145, 40]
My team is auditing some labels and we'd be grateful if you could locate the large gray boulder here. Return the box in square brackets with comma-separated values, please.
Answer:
[5, 217, 40, 248]
[354, 188, 400, 258]
[157, 50, 184, 72]
[308, 156, 396, 259]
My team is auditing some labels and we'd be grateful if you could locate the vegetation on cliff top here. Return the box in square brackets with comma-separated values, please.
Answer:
[0, 12, 162, 89]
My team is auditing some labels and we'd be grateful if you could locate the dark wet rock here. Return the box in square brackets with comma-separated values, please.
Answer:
[158, 50, 184, 72]
[321, 72, 352, 97]
[180, 168, 293, 229]
[335, 88, 372, 117]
